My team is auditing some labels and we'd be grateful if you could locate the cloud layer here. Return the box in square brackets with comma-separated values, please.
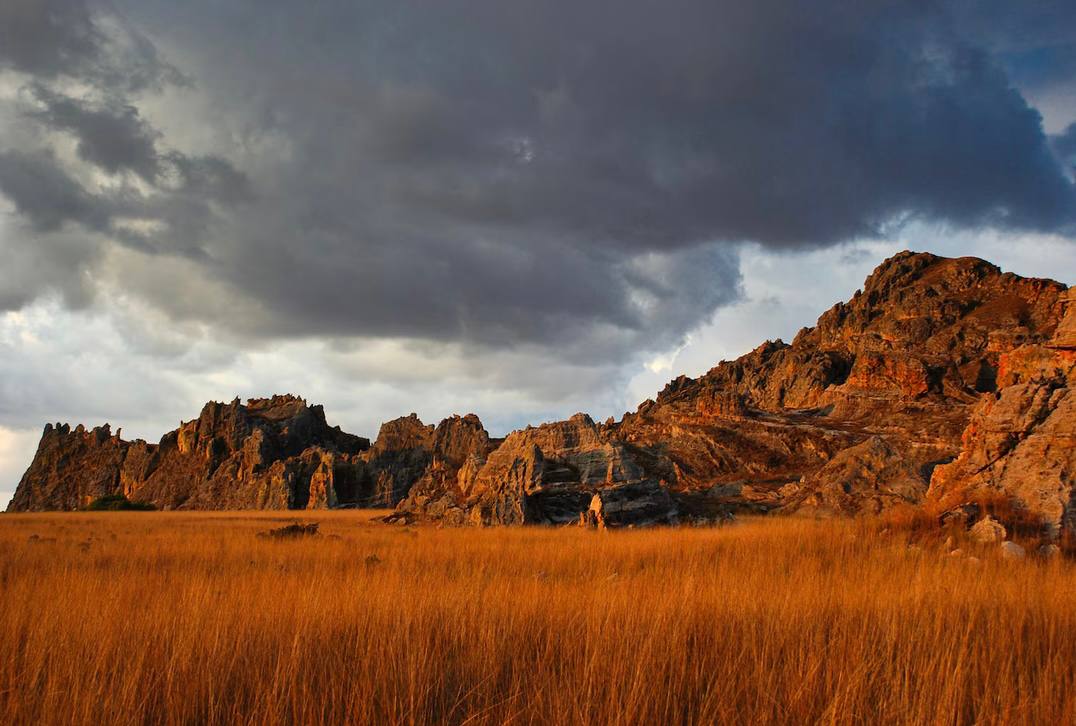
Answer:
[2, 1, 1074, 349]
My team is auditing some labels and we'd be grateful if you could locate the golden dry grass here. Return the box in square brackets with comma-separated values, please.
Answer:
[1, 512, 1075, 725]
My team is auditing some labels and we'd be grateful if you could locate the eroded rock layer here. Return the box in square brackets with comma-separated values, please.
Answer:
[927, 289, 1076, 538]
[8, 251, 1073, 528]
[8, 396, 374, 511]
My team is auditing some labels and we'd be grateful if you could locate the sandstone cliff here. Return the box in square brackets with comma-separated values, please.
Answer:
[926, 289, 1076, 538]
[608, 251, 1065, 516]
[393, 251, 1068, 526]
[8, 395, 373, 511]
[8, 251, 1072, 530]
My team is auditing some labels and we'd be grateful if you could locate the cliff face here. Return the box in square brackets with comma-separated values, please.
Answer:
[927, 290, 1076, 537]
[608, 251, 1066, 516]
[9, 396, 372, 511]
[391, 413, 676, 527]
[8, 251, 1073, 529]
[6, 398, 499, 513]
[9, 423, 132, 512]
[394, 251, 1068, 525]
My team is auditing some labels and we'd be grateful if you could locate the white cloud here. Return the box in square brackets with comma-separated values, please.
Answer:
[0, 426, 39, 508]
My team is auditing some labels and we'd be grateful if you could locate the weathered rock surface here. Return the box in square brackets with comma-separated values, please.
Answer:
[10, 424, 131, 512]
[361, 414, 435, 506]
[606, 251, 1066, 521]
[582, 480, 680, 529]
[9, 251, 1074, 530]
[781, 436, 927, 517]
[9, 396, 371, 511]
[927, 289, 1076, 538]
[390, 414, 655, 525]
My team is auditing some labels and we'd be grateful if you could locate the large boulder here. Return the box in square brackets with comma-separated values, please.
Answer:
[582, 480, 680, 529]
[782, 436, 928, 516]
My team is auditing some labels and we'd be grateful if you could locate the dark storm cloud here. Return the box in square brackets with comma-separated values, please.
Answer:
[30, 87, 161, 181]
[1, 0, 1075, 360]
[949, 0, 1076, 92]
[165, 0, 1072, 249]
[0, 0, 100, 78]
[0, 0, 183, 91]
[0, 149, 108, 232]
[1054, 124, 1076, 166]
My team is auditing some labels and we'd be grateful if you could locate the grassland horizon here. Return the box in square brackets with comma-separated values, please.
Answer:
[2, 511, 1075, 725]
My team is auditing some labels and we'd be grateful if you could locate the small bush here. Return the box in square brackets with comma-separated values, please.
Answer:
[257, 522, 319, 539]
[83, 494, 157, 511]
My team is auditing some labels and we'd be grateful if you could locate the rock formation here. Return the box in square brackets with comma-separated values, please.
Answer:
[8, 395, 372, 511]
[8, 251, 1074, 531]
[927, 289, 1076, 539]
[597, 252, 1064, 521]
[390, 414, 653, 526]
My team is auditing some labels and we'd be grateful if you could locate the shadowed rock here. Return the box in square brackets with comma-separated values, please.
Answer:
[8, 396, 371, 512]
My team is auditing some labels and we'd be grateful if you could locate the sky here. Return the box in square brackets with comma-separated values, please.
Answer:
[2, 1, 1076, 507]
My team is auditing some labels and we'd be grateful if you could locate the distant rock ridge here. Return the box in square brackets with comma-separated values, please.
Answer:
[7, 251, 1074, 535]
[8, 395, 373, 511]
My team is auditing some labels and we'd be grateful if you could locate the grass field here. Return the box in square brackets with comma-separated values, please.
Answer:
[1, 511, 1075, 725]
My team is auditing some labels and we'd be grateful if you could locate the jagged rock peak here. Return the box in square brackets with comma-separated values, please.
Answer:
[371, 413, 434, 453]
[8, 395, 371, 512]
[432, 414, 491, 467]
[1048, 288, 1076, 350]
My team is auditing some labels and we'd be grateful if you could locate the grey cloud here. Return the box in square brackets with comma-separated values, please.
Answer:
[0, 149, 107, 232]
[171, 0, 1072, 247]
[0, 0, 1074, 370]
[0, 221, 100, 311]
[0, 0, 99, 78]
[0, 0, 183, 92]
[162, 153, 253, 205]
[0, 145, 244, 261]
[1054, 123, 1076, 166]
[30, 87, 161, 181]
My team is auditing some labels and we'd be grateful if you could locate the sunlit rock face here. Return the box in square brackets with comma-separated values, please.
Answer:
[9, 252, 1074, 530]
[392, 251, 1070, 526]
[928, 290, 1076, 539]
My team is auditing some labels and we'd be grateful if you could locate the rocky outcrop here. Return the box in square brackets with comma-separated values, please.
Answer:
[8, 424, 131, 512]
[389, 413, 685, 526]
[1048, 289, 1076, 350]
[608, 251, 1066, 519]
[7, 398, 499, 513]
[781, 436, 928, 516]
[361, 414, 435, 506]
[927, 290, 1076, 538]
[8, 396, 371, 511]
[10, 251, 1073, 530]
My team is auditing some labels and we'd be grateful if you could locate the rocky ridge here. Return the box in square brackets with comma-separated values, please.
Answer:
[8, 251, 1074, 535]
